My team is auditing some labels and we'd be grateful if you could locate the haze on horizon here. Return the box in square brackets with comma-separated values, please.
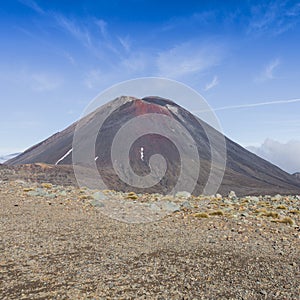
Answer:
[0, 0, 300, 173]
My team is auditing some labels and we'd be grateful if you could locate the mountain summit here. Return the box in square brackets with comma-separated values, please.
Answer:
[7, 96, 300, 195]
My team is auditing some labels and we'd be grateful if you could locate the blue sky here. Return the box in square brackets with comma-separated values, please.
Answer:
[1, 0, 300, 172]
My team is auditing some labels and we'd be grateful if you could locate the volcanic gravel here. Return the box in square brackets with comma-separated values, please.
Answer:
[0, 180, 299, 299]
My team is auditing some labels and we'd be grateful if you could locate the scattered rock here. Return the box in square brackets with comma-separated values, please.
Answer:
[250, 196, 259, 203]
[161, 201, 180, 213]
[180, 201, 192, 210]
[228, 191, 237, 199]
[92, 191, 108, 201]
[90, 199, 105, 208]
[273, 194, 282, 201]
[175, 191, 191, 198]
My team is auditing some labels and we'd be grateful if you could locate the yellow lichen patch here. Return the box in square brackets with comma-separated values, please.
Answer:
[260, 211, 279, 218]
[126, 192, 138, 200]
[276, 205, 287, 210]
[193, 212, 209, 218]
[209, 210, 224, 216]
[41, 183, 52, 189]
[23, 188, 34, 192]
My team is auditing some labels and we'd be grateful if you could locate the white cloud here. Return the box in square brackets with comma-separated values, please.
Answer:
[156, 41, 222, 79]
[204, 75, 219, 91]
[256, 58, 280, 82]
[247, 139, 300, 173]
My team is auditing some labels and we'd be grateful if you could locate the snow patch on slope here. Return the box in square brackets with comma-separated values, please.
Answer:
[55, 148, 73, 165]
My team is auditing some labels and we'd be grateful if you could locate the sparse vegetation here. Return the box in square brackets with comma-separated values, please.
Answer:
[260, 211, 279, 218]
[276, 205, 287, 210]
[126, 192, 139, 200]
[209, 210, 225, 216]
[275, 217, 295, 225]
[193, 212, 209, 218]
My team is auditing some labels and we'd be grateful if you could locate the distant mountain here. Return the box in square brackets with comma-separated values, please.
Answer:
[6, 96, 300, 196]
[0, 153, 20, 164]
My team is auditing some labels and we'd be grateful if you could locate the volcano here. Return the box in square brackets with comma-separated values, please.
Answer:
[6, 96, 300, 196]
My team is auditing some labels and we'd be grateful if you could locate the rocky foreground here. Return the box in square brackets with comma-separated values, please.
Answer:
[0, 180, 299, 299]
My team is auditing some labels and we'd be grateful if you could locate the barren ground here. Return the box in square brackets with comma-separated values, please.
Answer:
[0, 180, 299, 299]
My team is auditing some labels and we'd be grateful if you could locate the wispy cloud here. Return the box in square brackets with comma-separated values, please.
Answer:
[95, 19, 108, 38]
[118, 36, 131, 52]
[54, 14, 121, 60]
[156, 40, 223, 79]
[0, 67, 62, 92]
[63, 52, 75, 65]
[248, 1, 300, 36]
[256, 58, 280, 82]
[55, 15, 92, 50]
[193, 98, 300, 113]
[84, 69, 103, 89]
[204, 75, 219, 91]
[29, 73, 62, 92]
[19, 0, 45, 15]
[247, 139, 300, 173]
[162, 10, 218, 32]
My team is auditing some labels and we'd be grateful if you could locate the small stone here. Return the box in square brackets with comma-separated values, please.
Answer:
[228, 191, 237, 199]
[260, 290, 267, 296]
[92, 191, 108, 201]
[28, 188, 48, 197]
[45, 193, 57, 199]
[224, 199, 232, 205]
[241, 212, 249, 217]
[161, 201, 180, 212]
[175, 191, 191, 198]
[180, 201, 192, 210]
[273, 194, 282, 201]
[90, 200, 105, 208]
[250, 196, 259, 203]
[15, 180, 26, 185]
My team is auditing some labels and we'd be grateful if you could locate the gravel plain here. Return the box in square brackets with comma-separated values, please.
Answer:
[0, 180, 300, 299]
